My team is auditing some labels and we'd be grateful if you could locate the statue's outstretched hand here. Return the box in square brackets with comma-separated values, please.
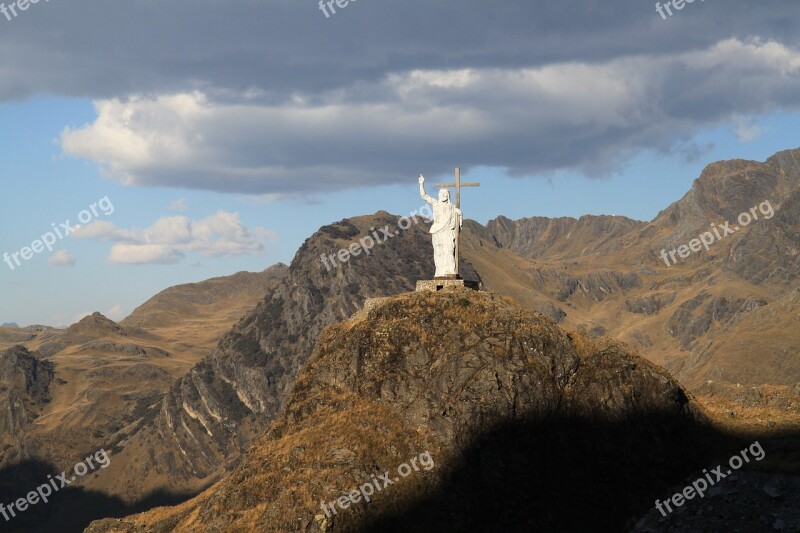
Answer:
[418, 175, 425, 184]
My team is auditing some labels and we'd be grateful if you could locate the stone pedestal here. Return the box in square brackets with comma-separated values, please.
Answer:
[415, 278, 481, 292]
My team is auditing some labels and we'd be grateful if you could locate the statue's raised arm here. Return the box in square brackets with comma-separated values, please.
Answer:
[419, 175, 436, 205]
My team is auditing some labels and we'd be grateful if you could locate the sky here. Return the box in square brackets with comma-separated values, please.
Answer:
[1, 0, 800, 327]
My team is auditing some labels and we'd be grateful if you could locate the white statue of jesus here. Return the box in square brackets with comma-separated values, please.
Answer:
[419, 175, 462, 277]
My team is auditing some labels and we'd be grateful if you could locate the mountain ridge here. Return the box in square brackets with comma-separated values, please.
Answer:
[3, 147, 799, 531]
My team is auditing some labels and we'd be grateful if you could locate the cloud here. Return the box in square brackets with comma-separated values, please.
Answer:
[169, 198, 188, 211]
[73, 211, 268, 265]
[51, 311, 92, 328]
[108, 244, 185, 265]
[60, 39, 800, 195]
[0, 1, 794, 194]
[734, 118, 764, 142]
[48, 250, 76, 267]
[72, 311, 93, 324]
[0, 0, 797, 103]
[106, 304, 126, 321]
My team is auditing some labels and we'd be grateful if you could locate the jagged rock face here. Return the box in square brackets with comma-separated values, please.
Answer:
[723, 188, 800, 284]
[665, 292, 768, 349]
[0, 346, 54, 464]
[670, 288, 800, 387]
[111, 212, 482, 486]
[87, 289, 708, 532]
[547, 268, 642, 302]
[649, 149, 800, 283]
[74, 341, 170, 357]
[625, 292, 677, 315]
[462, 149, 800, 391]
[486, 150, 800, 286]
[488, 214, 645, 259]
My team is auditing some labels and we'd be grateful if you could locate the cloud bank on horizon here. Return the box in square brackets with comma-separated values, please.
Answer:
[2, 0, 798, 195]
[73, 211, 272, 265]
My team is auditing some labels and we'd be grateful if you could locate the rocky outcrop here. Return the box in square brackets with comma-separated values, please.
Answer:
[533, 300, 567, 323]
[76, 342, 170, 357]
[488, 214, 645, 259]
[537, 268, 642, 302]
[666, 292, 768, 349]
[649, 150, 800, 284]
[87, 289, 709, 532]
[0, 346, 54, 464]
[625, 292, 676, 315]
[37, 312, 153, 357]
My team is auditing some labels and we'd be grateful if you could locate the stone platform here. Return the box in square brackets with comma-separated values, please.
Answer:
[359, 279, 481, 320]
[415, 278, 481, 292]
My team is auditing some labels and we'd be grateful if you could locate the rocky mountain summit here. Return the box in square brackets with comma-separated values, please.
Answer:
[88, 288, 711, 532]
[86, 211, 481, 501]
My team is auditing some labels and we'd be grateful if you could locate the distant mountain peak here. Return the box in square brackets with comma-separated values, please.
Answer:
[70, 312, 119, 331]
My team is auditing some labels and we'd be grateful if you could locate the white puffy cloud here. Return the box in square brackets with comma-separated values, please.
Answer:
[73, 211, 267, 265]
[60, 39, 800, 195]
[48, 250, 76, 267]
[108, 244, 185, 265]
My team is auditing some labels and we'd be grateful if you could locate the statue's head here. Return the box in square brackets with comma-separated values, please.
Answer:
[438, 189, 450, 203]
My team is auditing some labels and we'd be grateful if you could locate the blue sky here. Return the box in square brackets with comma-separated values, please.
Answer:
[1, 1, 799, 326]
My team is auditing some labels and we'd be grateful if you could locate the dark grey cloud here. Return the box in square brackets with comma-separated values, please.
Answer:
[3, 0, 800, 195]
[2, 0, 797, 101]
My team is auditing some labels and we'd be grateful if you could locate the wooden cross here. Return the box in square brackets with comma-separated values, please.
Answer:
[435, 167, 480, 276]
